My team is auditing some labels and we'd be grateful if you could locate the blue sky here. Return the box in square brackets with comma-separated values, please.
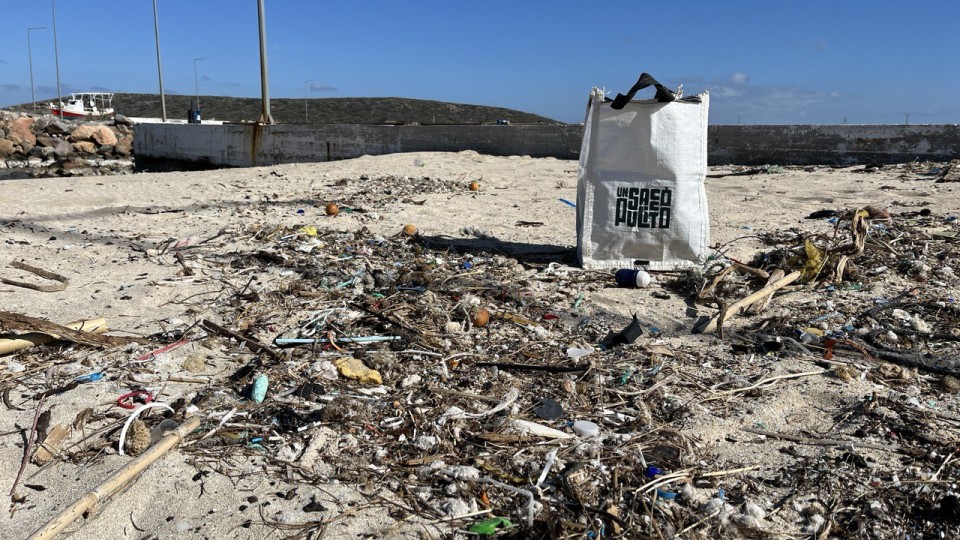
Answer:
[1, 0, 957, 124]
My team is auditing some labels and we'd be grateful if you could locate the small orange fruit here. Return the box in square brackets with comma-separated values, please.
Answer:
[472, 308, 490, 328]
[325, 203, 339, 216]
[469, 181, 480, 191]
[402, 224, 417, 236]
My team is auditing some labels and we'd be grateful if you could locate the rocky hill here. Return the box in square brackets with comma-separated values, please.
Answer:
[6, 94, 561, 125]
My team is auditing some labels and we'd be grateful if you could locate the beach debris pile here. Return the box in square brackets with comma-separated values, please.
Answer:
[2, 174, 959, 538]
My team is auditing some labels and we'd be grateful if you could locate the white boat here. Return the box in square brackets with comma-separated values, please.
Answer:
[49, 92, 115, 119]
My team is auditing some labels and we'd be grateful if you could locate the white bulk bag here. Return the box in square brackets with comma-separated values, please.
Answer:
[576, 73, 710, 270]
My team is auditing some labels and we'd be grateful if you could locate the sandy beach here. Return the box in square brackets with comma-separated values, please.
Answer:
[1, 152, 958, 539]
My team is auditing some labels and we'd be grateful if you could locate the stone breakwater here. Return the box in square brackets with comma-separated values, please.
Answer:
[0, 111, 134, 178]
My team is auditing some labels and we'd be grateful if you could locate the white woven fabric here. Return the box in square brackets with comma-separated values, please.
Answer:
[576, 91, 710, 270]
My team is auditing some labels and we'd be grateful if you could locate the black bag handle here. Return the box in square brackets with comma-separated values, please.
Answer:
[609, 73, 677, 109]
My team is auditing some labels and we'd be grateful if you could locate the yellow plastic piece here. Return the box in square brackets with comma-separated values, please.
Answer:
[333, 357, 383, 385]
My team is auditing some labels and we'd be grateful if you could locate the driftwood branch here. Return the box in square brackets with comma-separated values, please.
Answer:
[747, 268, 786, 315]
[0, 261, 70, 292]
[29, 416, 201, 540]
[200, 319, 282, 360]
[696, 271, 801, 335]
[701, 370, 824, 403]
[10, 395, 46, 498]
[741, 426, 902, 453]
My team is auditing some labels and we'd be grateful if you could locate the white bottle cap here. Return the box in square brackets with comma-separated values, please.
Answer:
[573, 420, 600, 437]
[635, 270, 651, 288]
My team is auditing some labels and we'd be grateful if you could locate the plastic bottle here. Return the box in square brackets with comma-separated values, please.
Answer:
[615, 269, 651, 288]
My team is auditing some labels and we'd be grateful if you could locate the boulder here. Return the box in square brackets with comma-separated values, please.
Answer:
[8, 118, 37, 149]
[43, 119, 72, 136]
[114, 134, 133, 157]
[91, 125, 118, 146]
[61, 159, 89, 172]
[112, 114, 133, 127]
[54, 140, 75, 158]
[68, 125, 98, 142]
[72, 141, 97, 154]
[36, 135, 59, 148]
[0, 138, 15, 158]
[98, 145, 115, 157]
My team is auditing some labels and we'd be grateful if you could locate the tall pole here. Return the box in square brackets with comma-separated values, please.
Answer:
[51, 0, 63, 119]
[193, 57, 205, 111]
[152, 0, 167, 122]
[304, 79, 312, 123]
[256, 0, 275, 124]
[27, 27, 47, 114]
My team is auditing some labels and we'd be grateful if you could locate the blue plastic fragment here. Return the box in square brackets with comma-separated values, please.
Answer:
[644, 466, 663, 478]
[558, 198, 577, 208]
[463, 261, 473, 270]
[656, 489, 678, 500]
[251, 374, 268, 403]
[718, 487, 725, 500]
[75, 372, 104, 383]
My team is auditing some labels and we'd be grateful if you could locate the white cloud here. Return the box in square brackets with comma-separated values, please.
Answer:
[730, 72, 749, 85]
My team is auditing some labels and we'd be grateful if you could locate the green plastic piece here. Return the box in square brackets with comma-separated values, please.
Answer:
[468, 516, 513, 535]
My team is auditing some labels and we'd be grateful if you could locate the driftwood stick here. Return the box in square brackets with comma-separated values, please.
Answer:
[731, 261, 770, 280]
[28, 416, 201, 540]
[174, 252, 195, 277]
[696, 465, 760, 478]
[701, 370, 824, 403]
[0, 261, 70, 292]
[696, 271, 802, 334]
[697, 265, 736, 301]
[741, 426, 900, 453]
[747, 268, 786, 315]
[10, 395, 46, 497]
[200, 319, 282, 360]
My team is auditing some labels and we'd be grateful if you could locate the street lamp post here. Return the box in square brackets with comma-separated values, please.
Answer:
[51, 0, 63, 119]
[304, 79, 312, 123]
[193, 56, 206, 111]
[152, 0, 167, 122]
[27, 26, 47, 114]
[256, 0, 274, 124]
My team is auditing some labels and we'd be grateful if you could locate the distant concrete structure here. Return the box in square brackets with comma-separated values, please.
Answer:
[134, 123, 584, 170]
[709, 124, 960, 165]
[134, 123, 960, 170]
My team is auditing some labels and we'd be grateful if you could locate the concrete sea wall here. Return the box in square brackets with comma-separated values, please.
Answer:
[709, 124, 960, 165]
[134, 123, 584, 169]
[134, 123, 960, 169]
